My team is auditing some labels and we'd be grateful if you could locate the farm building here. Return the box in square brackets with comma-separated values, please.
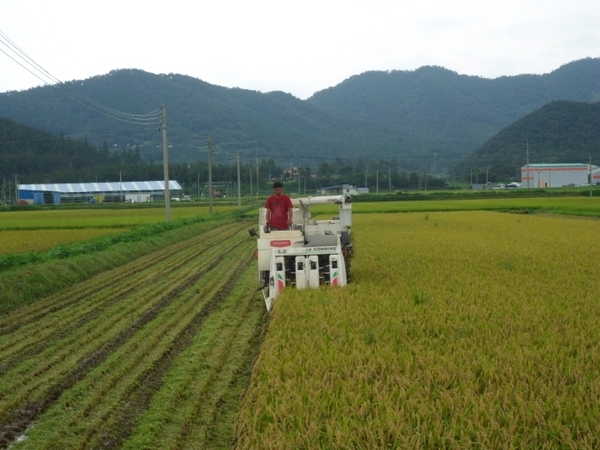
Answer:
[18, 180, 183, 205]
[319, 184, 366, 195]
[520, 164, 599, 188]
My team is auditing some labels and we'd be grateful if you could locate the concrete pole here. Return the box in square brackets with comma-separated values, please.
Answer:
[256, 154, 259, 196]
[161, 105, 171, 222]
[207, 136, 213, 215]
[237, 151, 241, 208]
[590, 155, 593, 197]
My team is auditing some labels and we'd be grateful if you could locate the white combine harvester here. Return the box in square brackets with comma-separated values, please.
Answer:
[250, 194, 353, 310]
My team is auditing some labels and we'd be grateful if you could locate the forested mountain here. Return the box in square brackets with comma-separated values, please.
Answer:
[0, 117, 155, 183]
[0, 117, 435, 192]
[456, 100, 600, 182]
[0, 70, 392, 168]
[308, 59, 600, 165]
[0, 58, 599, 176]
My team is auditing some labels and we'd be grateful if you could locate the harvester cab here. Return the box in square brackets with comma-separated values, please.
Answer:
[251, 194, 353, 310]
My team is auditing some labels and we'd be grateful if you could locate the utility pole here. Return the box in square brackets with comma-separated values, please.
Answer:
[256, 154, 259, 196]
[526, 141, 530, 189]
[207, 136, 214, 215]
[590, 155, 593, 197]
[376, 170, 379, 194]
[237, 152, 241, 208]
[161, 105, 171, 222]
[249, 164, 253, 199]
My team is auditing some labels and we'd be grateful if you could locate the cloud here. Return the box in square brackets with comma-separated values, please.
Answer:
[1, 0, 598, 99]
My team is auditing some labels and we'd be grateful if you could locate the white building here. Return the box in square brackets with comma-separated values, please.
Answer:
[520, 164, 597, 188]
[319, 184, 365, 195]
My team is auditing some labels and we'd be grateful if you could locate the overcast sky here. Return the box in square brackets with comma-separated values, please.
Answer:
[1, 0, 598, 100]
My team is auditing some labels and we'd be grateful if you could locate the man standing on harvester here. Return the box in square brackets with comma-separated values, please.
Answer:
[264, 181, 293, 231]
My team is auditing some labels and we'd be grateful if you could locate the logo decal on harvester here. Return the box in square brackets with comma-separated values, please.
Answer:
[331, 270, 339, 286]
[277, 272, 285, 291]
[270, 240, 292, 247]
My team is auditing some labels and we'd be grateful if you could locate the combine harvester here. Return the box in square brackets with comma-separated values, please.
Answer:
[250, 194, 353, 310]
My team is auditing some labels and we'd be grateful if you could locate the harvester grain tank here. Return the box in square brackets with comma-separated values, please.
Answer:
[250, 194, 353, 310]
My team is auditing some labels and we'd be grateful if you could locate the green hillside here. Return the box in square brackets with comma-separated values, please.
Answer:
[0, 70, 404, 168]
[1, 58, 599, 173]
[307, 60, 600, 165]
[0, 117, 107, 175]
[0, 116, 165, 186]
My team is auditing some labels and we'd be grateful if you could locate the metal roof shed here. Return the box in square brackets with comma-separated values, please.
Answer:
[18, 180, 182, 204]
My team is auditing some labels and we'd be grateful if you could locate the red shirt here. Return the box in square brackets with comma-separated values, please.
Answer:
[265, 194, 293, 229]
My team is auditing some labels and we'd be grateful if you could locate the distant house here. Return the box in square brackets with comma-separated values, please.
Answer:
[521, 164, 598, 188]
[18, 180, 182, 205]
[319, 184, 365, 195]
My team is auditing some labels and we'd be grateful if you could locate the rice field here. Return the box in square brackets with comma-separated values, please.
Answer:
[0, 204, 240, 254]
[235, 211, 600, 449]
[0, 221, 265, 449]
[3, 198, 600, 448]
[0, 204, 239, 230]
[0, 229, 128, 254]
[342, 196, 600, 215]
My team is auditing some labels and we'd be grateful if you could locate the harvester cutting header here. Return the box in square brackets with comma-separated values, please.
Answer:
[250, 182, 353, 311]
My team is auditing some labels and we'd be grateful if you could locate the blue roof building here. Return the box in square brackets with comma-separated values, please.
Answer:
[18, 180, 182, 204]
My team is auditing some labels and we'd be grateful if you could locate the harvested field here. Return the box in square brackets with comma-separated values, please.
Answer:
[0, 221, 266, 449]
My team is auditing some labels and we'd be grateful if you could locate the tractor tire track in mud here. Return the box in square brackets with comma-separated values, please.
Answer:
[0, 221, 266, 449]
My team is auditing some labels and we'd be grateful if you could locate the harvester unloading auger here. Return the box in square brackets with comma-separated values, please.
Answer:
[249, 194, 353, 311]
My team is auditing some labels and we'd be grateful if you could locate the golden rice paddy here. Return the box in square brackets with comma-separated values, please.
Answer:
[0, 229, 127, 254]
[236, 211, 600, 449]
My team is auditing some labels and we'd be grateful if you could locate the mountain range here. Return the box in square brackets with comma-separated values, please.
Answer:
[0, 58, 599, 175]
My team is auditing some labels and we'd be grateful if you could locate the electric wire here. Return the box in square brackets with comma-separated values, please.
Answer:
[0, 30, 161, 126]
[0, 29, 161, 122]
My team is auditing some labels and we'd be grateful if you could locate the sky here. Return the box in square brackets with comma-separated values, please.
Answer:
[1, 0, 599, 100]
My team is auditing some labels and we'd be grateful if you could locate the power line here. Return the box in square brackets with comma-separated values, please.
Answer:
[0, 29, 161, 126]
